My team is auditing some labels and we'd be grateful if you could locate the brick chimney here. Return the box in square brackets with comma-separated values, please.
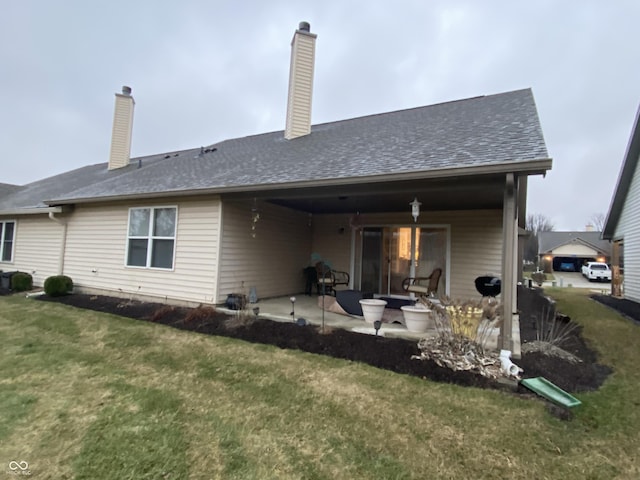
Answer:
[284, 22, 317, 140]
[108, 86, 135, 170]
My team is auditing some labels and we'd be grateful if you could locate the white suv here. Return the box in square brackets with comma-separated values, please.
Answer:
[581, 262, 611, 282]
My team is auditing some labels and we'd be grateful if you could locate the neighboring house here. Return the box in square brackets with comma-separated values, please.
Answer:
[538, 231, 611, 273]
[0, 22, 552, 351]
[603, 103, 640, 301]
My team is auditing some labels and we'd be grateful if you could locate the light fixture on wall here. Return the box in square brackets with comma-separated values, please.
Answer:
[410, 197, 422, 223]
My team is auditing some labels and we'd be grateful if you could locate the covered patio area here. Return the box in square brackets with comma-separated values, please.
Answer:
[220, 293, 519, 355]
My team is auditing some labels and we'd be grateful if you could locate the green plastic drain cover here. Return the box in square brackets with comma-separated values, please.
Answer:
[520, 377, 582, 408]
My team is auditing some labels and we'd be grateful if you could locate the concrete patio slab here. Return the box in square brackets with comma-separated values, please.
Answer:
[218, 293, 517, 351]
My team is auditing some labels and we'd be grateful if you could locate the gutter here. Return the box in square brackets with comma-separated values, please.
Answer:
[0, 206, 65, 216]
[44, 158, 553, 206]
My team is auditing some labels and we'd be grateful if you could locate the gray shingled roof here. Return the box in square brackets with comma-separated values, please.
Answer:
[0, 183, 20, 199]
[0, 88, 549, 212]
[0, 163, 136, 211]
[538, 231, 612, 256]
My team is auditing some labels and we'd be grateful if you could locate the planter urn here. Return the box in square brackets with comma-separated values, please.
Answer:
[401, 305, 433, 333]
[359, 299, 387, 324]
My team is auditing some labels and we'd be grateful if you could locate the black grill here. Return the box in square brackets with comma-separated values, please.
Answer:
[474, 276, 501, 297]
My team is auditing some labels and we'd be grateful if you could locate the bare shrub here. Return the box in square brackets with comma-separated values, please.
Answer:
[413, 296, 505, 377]
[534, 305, 578, 347]
[149, 305, 176, 322]
[184, 305, 217, 325]
[420, 296, 503, 352]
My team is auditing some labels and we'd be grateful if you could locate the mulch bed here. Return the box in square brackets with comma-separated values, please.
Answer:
[591, 293, 640, 326]
[516, 287, 612, 393]
[31, 288, 616, 397]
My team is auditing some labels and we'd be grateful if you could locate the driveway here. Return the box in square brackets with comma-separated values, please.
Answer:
[546, 271, 611, 290]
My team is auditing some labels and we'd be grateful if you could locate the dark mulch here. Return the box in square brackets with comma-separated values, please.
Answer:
[37, 293, 496, 389]
[516, 287, 612, 393]
[34, 288, 616, 395]
[591, 294, 640, 325]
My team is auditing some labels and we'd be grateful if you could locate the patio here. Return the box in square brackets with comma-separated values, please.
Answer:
[222, 293, 519, 355]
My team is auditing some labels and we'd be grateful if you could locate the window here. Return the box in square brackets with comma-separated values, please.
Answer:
[0, 221, 15, 262]
[126, 207, 177, 269]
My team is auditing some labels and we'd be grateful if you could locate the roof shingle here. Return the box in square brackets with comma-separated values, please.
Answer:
[0, 88, 549, 212]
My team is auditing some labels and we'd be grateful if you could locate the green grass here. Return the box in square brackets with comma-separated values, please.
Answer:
[1, 290, 640, 479]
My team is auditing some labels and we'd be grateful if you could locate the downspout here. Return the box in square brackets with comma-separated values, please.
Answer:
[501, 173, 517, 351]
[48, 212, 68, 275]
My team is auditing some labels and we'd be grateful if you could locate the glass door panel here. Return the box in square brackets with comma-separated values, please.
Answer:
[360, 228, 382, 293]
[415, 227, 447, 296]
[385, 227, 413, 296]
[360, 226, 448, 297]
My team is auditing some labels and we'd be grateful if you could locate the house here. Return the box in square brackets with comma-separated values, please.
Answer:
[603, 103, 640, 301]
[537, 230, 611, 273]
[0, 22, 551, 351]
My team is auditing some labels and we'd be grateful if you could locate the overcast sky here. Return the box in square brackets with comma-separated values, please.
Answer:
[2, 1, 639, 230]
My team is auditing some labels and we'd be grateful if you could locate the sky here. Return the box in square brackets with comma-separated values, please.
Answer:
[1, 1, 639, 231]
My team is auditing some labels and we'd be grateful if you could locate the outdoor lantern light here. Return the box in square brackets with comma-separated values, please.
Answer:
[373, 320, 382, 336]
[410, 197, 422, 222]
[290, 296, 296, 321]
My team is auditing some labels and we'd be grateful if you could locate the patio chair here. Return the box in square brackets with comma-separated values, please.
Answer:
[315, 261, 350, 296]
[402, 268, 442, 297]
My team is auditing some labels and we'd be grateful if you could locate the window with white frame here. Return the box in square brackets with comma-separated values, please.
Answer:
[0, 220, 15, 262]
[126, 207, 177, 269]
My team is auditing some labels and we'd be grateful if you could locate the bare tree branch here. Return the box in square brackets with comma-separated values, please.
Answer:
[588, 213, 606, 231]
[526, 213, 555, 235]
[524, 213, 555, 262]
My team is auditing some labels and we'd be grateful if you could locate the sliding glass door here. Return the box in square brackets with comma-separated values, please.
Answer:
[360, 226, 447, 297]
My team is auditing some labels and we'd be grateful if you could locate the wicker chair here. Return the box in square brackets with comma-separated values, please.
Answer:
[315, 261, 350, 296]
[402, 268, 442, 297]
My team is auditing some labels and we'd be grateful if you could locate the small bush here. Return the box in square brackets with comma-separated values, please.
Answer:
[11, 272, 33, 292]
[44, 275, 74, 297]
[149, 305, 177, 322]
[531, 271, 547, 286]
[184, 305, 217, 325]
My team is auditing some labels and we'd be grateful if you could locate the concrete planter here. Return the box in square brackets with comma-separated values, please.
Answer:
[359, 299, 387, 323]
[401, 305, 433, 333]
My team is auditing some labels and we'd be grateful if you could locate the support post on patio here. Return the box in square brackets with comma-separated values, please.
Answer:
[501, 173, 517, 351]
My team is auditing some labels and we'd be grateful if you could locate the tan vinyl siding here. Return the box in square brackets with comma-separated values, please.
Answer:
[108, 93, 134, 170]
[552, 244, 598, 256]
[3, 216, 64, 286]
[218, 201, 311, 300]
[614, 154, 640, 302]
[448, 211, 503, 299]
[310, 215, 352, 274]
[285, 30, 316, 139]
[64, 197, 221, 305]
[322, 210, 503, 299]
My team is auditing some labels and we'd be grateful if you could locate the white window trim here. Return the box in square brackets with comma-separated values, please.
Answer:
[0, 220, 16, 264]
[125, 206, 178, 270]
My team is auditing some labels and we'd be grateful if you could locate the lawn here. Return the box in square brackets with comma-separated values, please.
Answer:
[1, 290, 639, 479]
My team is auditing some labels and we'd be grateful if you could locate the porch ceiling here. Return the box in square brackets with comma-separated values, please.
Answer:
[225, 174, 507, 214]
